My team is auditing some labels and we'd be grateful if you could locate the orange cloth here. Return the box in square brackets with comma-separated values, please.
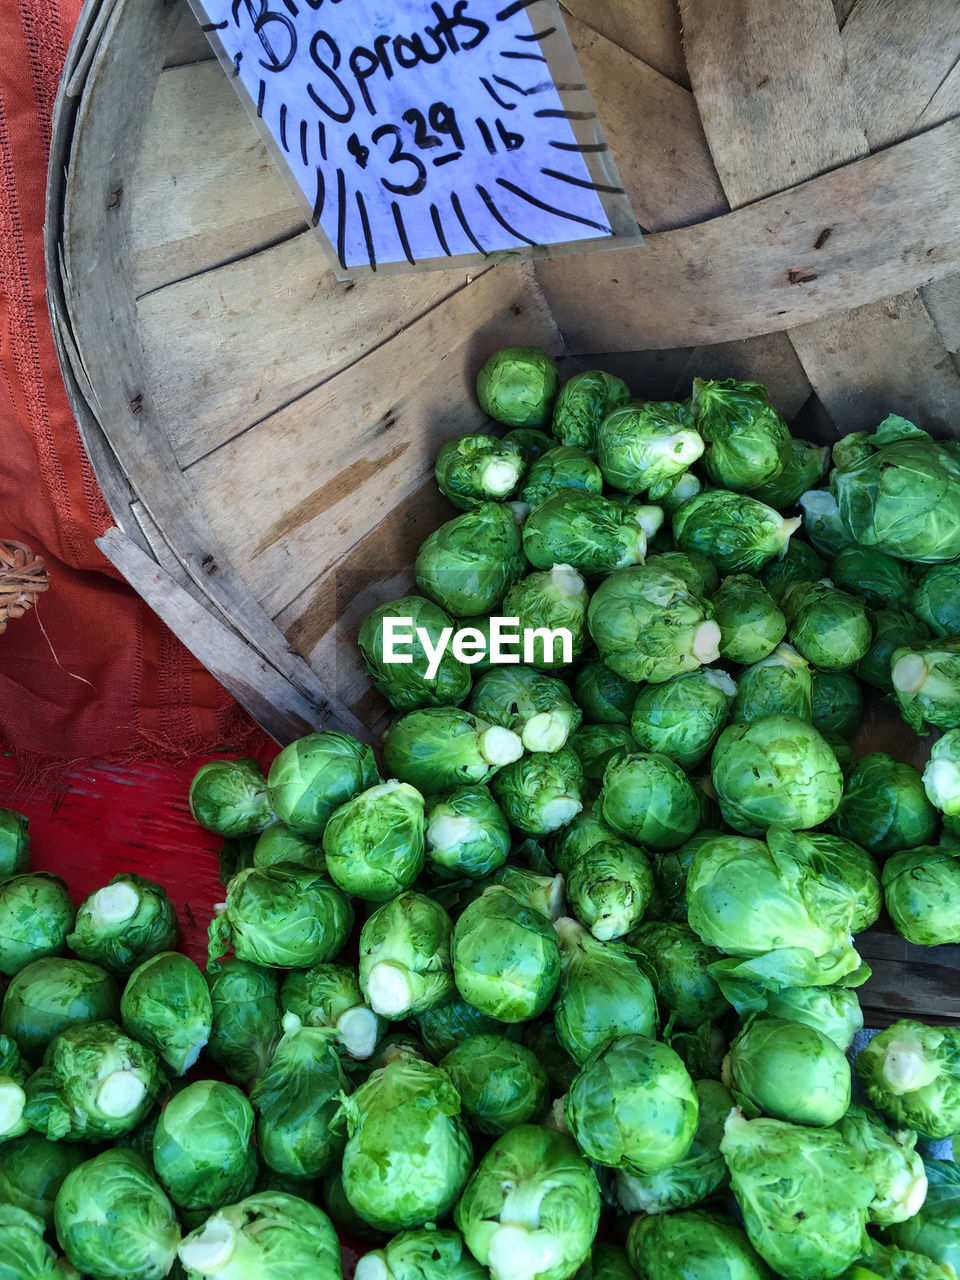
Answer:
[0, 0, 268, 772]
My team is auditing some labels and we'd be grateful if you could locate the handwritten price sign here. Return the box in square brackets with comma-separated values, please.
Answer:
[190, 0, 641, 277]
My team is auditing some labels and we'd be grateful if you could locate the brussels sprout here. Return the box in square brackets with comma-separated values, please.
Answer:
[844, 1239, 954, 1280]
[384, 708, 523, 793]
[760, 535, 829, 602]
[188, 759, 274, 838]
[23, 1020, 165, 1142]
[491, 748, 585, 836]
[205, 958, 282, 1088]
[120, 953, 212, 1076]
[812, 670, 864, 738]
[566, 1034, 698, 1174]
[281, 964, 380, 1061]
[616, 1077, 733, 1218]
[0, 1036, 28, 1144]
[646, 830, 719, 925]
[887, 1159, 960, 1275]
[568, 724, 636, 797]
[573, 1243, 637, 1280]
[685, 833, 861, 989]
[857, 1020, 960, 1139]
[209, 864, 353, 970]
[726, 1017, 851, 1126]
[520, 445, 604, 508]
[594, 752, 700, 850]
[923, 729, 960, 834]
[266, 730, 379, 838]
[627, 921, 726, 1029]
[857, 608, 932, 693]
[711, 713, 843, 835]
[546, 811, 611, 874]
[674, 490, 801, 574]
[551, 369, 631, 453]
[501, 564, 590, 670]
[730, 644, 813, 725]
[630, 668, 736, 770]
[522, 1019, 580, 1094]
[653, 468, 703, 512]
[892, 638, 960, 732]
[572, 661, 641, 725]
[416, 503, 527, 618]
[0, 1203, 78, 1279]
[911, 562, 960, 637]
[721, 1110, 876, 1279]
[355, 1227, 488, 1280]
[587, 559, 720, 684]
[834, 754, 938, 857]
[249, 1013, 347, 1179]
[0, 874, 74, 979]
[781, 580, 874, 671]
[340, 1050, 472, 1233]
[0, 1134, 89, 1230]
[798, 488, 857, 559]
[178, 1192, 342, 1280]
[359, 892, 454, 1021]
[435, 433, 524, 510]
[55, 1149, 179, 1279]
[830, 547, 915, 610]
[692, 377, 791, 491]
[455, 1125, 601, 1280]
[217, 834, 258, 887]
[654, 549, 720, 597]
[477, 347, 560, 428]
[441, 1035, 548, 1135]
[251, 823, 326, 870]
[414, 996, 512, 1062]
[423, 785, 511, 881]
[565, 837, 653, 940]
[67, 875, 177, 978]
[322, 780, 425, 903]
[319, 1166, 376, 1241]
[452, 890, 560, 1021]
[552, 918, 658, 1064]
[523, 492, 648, 576]
[752, 436, 831, 509]
[478, 865, 565, 921]
[1, 958, 120, 1060]
[778, 826, 883, 935]
[468, 666, 582, 754]
[713, 574, 786, 665]
[504, 427, 555, 472]
[153, 1080, 257, 1211]
[667, 1021, 729, 1085]
[358, 596, 473, 711]
[732, 982, 864, 1051]
[0, 811, 29, 879]
[626, 1208, 771, 1280]
[830, 416, 960, 562]
[834, 1103, 927, 1228]
[597, 400, 704, 496]
[883, 846, 960, 946]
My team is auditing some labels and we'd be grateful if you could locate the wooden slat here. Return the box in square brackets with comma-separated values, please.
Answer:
[163, 0, 214, 67]
[789, 292, 960, 434]
[833, 0, 858, 28]
[567, 16, 726, 232]
[679, 0, 868, 208]
[137, 234, 485, 467]
[131, 62, 305, 296]
[536, 119, 960, 353]
[562, 0, 690, 87]
[97, 528, 333, 744]
[922, 273, 960, 356]
[842, 0, 960, 149]
[918, 57, 960, 128]
[187, 263, 563, 616]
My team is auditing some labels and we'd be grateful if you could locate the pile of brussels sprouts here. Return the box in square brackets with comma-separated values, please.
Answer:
[3, 354, 960, 1279]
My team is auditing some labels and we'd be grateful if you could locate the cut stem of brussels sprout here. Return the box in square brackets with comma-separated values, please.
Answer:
[882, 1038, 940, 1093]
[355, 1259, 388, 1280]
[552, 563, 586, 598]
[89, 882, 139, 927]
[489, 1226, 555, 1280]
[522, 711, 569, 753]
[427, 813, 474, 850]
[892, 654, 928, 695]
[365, 962, 421, 1018]
[692, 620, 722, 663]
[539, 797, 582, 830]
[480, 727, 525, 766]
[485, 459, 524, 495]
[179, 1218, 236, 1272]
[96, 1069, 146, 1119]
[0, 1081, 25, 1136]
[337, 1006, 379, 1060]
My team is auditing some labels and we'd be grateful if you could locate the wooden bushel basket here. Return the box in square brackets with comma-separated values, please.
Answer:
[46, 0, 960, 1024]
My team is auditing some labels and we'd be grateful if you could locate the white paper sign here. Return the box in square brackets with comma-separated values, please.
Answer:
[190, 0, 641, 277]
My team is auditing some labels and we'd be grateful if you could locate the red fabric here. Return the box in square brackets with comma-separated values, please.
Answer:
[0, 0, 270, 775]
